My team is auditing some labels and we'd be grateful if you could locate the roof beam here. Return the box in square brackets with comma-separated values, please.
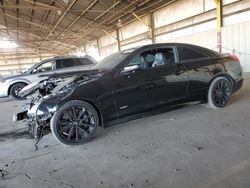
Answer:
[23, 0, 60, 10]
[0, 5, 144, 13]
[38, 0, 78, 49]
[56, 0, 98, 39]
[105, 0, 157, 26]
[16, 0, 19, 40]
[0, 4, 60, 10]
[0, 38, 78, 42]
[53, 0, 121, 50]
[31, 0, 55, 40]
[73, 0, 167, 48]
[26, 0, 36, 38]
[2, 12, 51, 30]
[0, 27, 97, 31]
[67, 0, 141, 48]
[0, 0, 10, 36]
[43, 0, 55, 22]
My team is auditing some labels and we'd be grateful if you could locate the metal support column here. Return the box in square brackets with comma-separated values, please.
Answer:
[102, 29, 121, 51]
[215, 0, 222, 52]
[83, 45, 87, 55]
[96, 38, 101, 57]
[149, 12, 155, 43]
[131, 12, 154, 43]
[116, 28, 121, 51]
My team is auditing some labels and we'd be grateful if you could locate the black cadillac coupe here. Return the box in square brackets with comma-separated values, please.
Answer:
[15, 43, 243, 145]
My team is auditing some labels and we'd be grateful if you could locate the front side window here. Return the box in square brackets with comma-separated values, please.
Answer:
[178, 47, 208, 61]
[127, 48, 176, 69]
[32, 61, 54, 73]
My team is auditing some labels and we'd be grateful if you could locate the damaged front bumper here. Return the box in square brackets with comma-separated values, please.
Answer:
[13, 75, 77, 139]
[13, 97, 57, 138]
[13, 91, 72, 138]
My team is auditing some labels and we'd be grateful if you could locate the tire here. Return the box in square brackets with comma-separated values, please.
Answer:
[50, 100, 99, 145]
[208, 77, 233, 109]
[9, 83, 27, 100]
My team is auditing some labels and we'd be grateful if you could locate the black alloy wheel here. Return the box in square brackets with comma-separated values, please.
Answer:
[50, 100, 99, 145]
[209, 77, 232, 108]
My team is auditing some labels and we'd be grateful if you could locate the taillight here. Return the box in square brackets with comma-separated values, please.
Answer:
[229, 55, 240, 62]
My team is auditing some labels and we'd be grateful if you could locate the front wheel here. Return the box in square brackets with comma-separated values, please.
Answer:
[50, 100, 99, 145]
[9, 83, 27, 100]
[208, 77, 233, 108]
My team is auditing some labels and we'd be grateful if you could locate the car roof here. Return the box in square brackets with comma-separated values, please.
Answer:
[30, 55, 96, 69]
[42, 55, 90, 62]
[122, 43, 205, 51]
[121, 43, 218, 56]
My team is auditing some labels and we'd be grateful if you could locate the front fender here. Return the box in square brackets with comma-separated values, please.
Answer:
[36, 92, 72, 120]
[7, 77, 31, 86]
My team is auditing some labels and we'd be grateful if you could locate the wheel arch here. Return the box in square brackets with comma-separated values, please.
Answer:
[8, 81, 29, 95]
[209, 73, 235, 89]
[81, 99, 104, 128]
[58, 98, 104, 129]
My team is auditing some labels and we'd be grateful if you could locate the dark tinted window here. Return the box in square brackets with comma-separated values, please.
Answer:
[178, 47, 208, 61]
[77, 58, 93, 65]
[57, 59, 75, 69]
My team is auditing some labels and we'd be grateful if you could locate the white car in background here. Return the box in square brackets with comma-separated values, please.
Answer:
[0, 55, 97, 99]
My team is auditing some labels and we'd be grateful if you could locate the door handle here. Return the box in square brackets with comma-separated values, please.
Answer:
[147, 83, 154, 88]
[141, 83, 155, 89]
[175, 70, 185, 75]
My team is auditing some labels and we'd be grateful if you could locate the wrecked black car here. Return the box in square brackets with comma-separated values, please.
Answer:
[14, 69, 100, 140]
[14, 43, 243, 145]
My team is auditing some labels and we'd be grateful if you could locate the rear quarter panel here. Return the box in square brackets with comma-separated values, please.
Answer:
[183, 56, 242, 98]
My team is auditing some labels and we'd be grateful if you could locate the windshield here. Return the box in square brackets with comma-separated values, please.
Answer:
[93, 51, 130, 70]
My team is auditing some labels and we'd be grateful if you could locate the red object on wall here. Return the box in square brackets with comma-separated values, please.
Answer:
[217, 31, 222, 53]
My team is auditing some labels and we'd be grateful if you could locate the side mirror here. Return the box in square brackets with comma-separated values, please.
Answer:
[121, 64, 140, 74]
[31, 69, 38, 74]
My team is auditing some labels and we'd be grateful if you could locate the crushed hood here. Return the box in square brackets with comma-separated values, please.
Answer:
[38, 69, 103, 79]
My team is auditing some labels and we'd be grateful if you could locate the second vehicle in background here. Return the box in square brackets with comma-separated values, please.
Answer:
[0, 55, 97, 99]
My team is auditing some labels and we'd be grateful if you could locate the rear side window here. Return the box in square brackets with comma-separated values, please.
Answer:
[77, 58, 93, 65]
[56, 59, 75, 69]
[178, 47, 208, 61]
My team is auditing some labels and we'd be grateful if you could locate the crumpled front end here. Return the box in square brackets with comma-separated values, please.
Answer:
[13, 95, 54, 138]
[13, 76, 82, 138]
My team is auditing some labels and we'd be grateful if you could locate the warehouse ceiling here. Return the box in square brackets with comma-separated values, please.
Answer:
[0, 0, 172, 57]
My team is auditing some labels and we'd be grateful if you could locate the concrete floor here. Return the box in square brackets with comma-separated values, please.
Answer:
[0, 75, 250, 188]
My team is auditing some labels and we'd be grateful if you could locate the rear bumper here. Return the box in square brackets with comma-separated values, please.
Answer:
[233, 78, 243, 92]
[0, 82, 9, 97]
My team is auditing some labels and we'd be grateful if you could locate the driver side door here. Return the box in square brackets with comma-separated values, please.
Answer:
[113, 61, 154, 118]
[113, 47, 188, 119]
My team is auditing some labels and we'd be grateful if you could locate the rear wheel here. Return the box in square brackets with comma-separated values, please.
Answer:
[50, 100, 99, 145]
[9, 83, 27, 100]
[208, 77, 232, 108]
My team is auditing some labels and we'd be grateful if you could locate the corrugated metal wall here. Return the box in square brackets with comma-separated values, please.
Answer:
[69, 0, 250, 73]
[2, 0, 250, 76]
[0, 54, 53, 76]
